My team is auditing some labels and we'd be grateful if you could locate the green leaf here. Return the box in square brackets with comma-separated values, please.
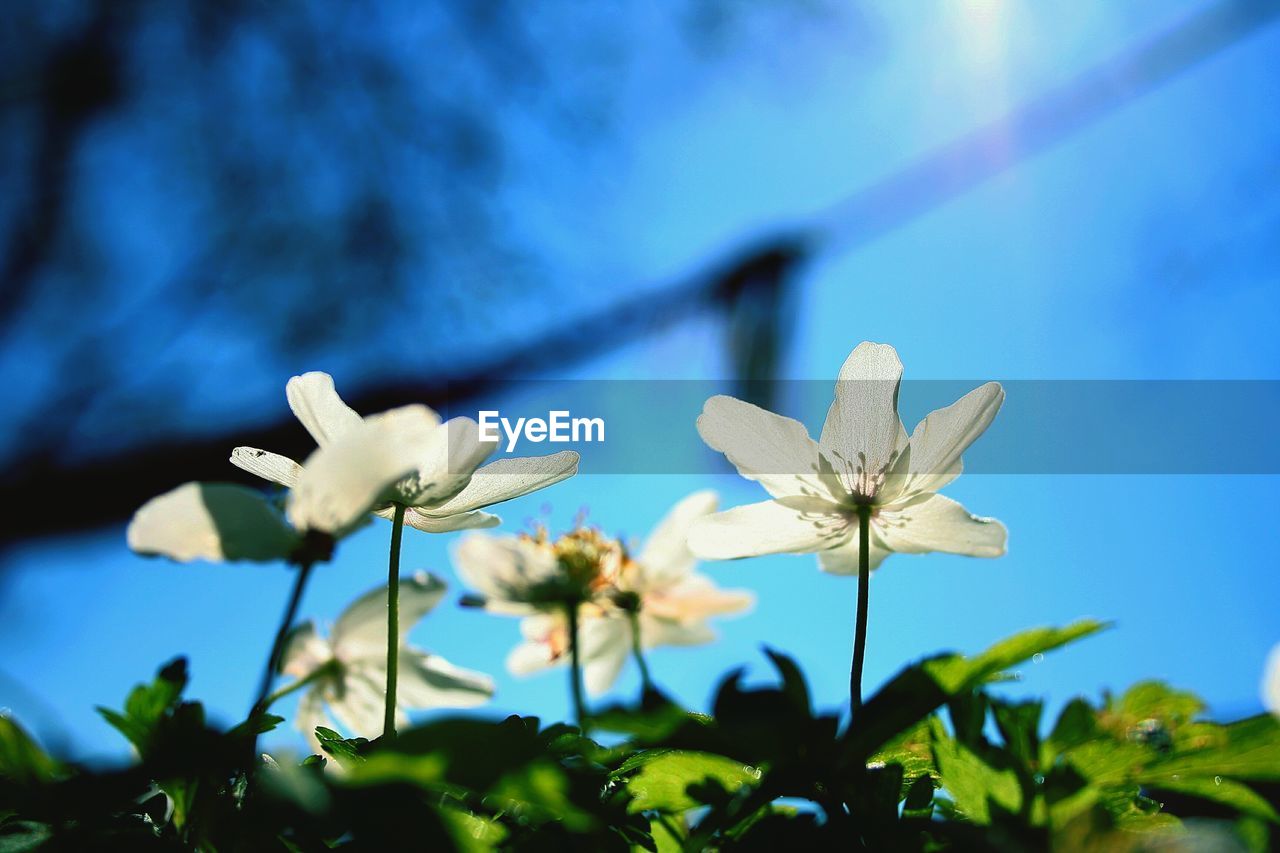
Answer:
[1146, 777, 1278, 824]
[902, 773, 935, 819]
[0, 820, 52, 852]
[617, 750, 761, 814]
[490, 761, 597, 831]
[439, 802, 507, 852]
[1140, 715, 1280, 783]
[95, 657, 189, 757]
[1061, 740, 1152, 786]
[590, 701, 710, 742]
[314, 726, 369, 770]
[1046, 698, 1100, 754]
[925, 621, 1109, 695]
[870, 718, 936, 797]
[928, 717, 1022, 825]
[0, 717, 60, 784]
[847, 621, 1107, 762]
[990, 698, 1042, 769]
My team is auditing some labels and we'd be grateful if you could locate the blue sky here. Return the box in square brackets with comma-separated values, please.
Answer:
[2, 1, 1279, 762]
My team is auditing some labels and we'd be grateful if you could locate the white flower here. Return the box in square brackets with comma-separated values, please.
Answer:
[231, 372, 578, 534]
[128, 408, 439, 563]
[689, 341, 1007, 574]
[453, 527, 615, 614]
[1264, 643, 1280, 718]
[505, 491, 754, 695]
[279, 572, 494, 749]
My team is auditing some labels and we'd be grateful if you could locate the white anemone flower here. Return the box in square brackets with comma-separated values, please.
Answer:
[453, 528, 613, 615]
[506, 491, 754, 695]
[279, 572, 494, 749]
[230, 372, 578, 534]
[689, 341, 1007, 574]
[1264, 643, 1280, 718]
[128, 407, 439, 563]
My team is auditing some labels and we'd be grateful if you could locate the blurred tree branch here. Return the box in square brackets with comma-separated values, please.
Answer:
[0, 0, 1277, 547]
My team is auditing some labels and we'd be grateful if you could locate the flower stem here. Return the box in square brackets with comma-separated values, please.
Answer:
[384, 502, 406, 739]
[263, 661, 333, 707]
[252, 560, 315, 715]
[850, 504, 872, 720]
[566, 601, 588, 729]
[627, 610, 654, 694]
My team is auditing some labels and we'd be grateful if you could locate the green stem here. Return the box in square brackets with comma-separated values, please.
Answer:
[252, 561, 315, 715]
[850, 504, 872, 719]
[263, 661, 334, 707]
[384, 503, 406, 739]
[566, 601, 588, 729]
[628, 610, 654, 694]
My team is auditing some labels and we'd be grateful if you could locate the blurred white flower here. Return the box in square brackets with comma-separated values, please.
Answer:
[128, 408, 438, 563]
[231, 372, 578, 533]
[505, 491, 753, 695]
[689, 341, 1007, 574]
[453, 526, 618, 614]
[278, 572, 493, 749]
[1264, 643, 1280, 718]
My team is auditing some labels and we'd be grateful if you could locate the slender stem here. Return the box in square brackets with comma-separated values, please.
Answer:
[850, 504, 872, 719]
[263, 661, 333, 707]
[627, 610, 654, 694]
[252, 561, 315, 715]
[566, 601, 588, 728]
[383, 502, 406, 739]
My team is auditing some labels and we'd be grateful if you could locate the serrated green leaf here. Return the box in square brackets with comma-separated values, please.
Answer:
[95, 657, 190, 757]
[314, 726, 368, 770]
[619, 750, 761, 814]
[924, 621, 1108, 694]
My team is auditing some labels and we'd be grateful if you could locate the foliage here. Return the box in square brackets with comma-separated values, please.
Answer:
[3, 624, 1277, 851]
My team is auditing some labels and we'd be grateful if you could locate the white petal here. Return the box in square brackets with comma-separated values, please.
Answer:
[280, 621, 335, 678]
[331, 572, 448, 659]
[895, 382, 1004, 497]
[1263, 644, 1280, 718]
[580, 616, 630, 697]
[374, 504, 501, 532]
[286, 406, 437, 537]
[641, 617, 717, 648]
[507, 639, 558, 676]
[815, 533, 892, 576]
[507, 614, 566, 675]
[324, 670, 387, 740]
[818, 342, 907, 500]
[295, 688, 334, 754]
[875, 494, 1007, 558]
[418, 451, 579, 517]
[127, 482, 299, 563]
[399, 507, 501, 533]
[687, 498, 849, 560]
[286, 372, 367, 446]
[230, 447, 303, 489]
[697, 396, 844, 501]
[395, 417, 496, 506]
[645, 573, 754, 621]
[453, 533, 559, 609]
[396, 650, 495, 710]
[635, 491, 718, 590]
